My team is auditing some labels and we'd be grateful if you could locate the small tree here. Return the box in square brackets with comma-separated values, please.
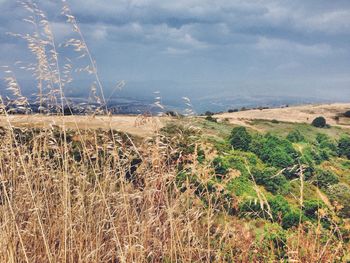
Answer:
[343, 110, 350, 118]
[229, 126, 252, 151]
[338, 136, 350, 159]
[311, 116, 327, 128]
[205, 111, 214, 116]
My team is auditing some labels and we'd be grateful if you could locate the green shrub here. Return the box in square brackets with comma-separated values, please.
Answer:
[249, 133, 297, 168]
[269, 195, 291, 220]
[239, 195, 301, 230]
[313, 169, 339, 189]
[311, 116, 327, 128]
[197, 148, 206, 164]
[212, 156, 230, 176]
[262, 223, 287, 259]
[316, 133, 336, 151]
[229, 126, 252, 151]
[303, 199, 324, 220]
[205, 111, 214, 116]
[287, 129, 305, 143]
[338, 136, 350, 159]
[343, 110, 350, 118]
[226, 176, 256, 197]
[253, 167, 290, 195]
[327, 183, 350, 218]
[205, 115, 217, 122]
[213, 151, 263, 179]
[282, 210, 301, 229]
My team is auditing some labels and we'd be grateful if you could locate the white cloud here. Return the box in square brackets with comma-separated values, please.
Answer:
[302, 10, 350, 34]
[256, 37, 335, 56]
[163, 47, 189, 55]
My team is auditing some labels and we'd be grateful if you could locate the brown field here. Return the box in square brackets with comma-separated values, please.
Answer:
[215, 103, 350, 128]
[2, 103, 350, 138]
[0, 114, 164, 137]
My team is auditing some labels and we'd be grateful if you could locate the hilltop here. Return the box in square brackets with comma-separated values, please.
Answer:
[215, 103, 350, 129]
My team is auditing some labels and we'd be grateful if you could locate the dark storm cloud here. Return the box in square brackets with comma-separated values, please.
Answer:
[0, 0, 350, 103]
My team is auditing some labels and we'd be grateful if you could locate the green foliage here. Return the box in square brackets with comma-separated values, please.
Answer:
[311, 116, 327, 128]
[226, 176, 256, 197]
[327, 183, 350, 218]
[229, 126, 252, 151]
[239, 195, 300, 229]
[287, 129, 305, 143]
[262, 223, 287, 259]
[197, 148, 206, 164]
[212, 156, 230, 176]
[253, 167, 290, 195]
[316, 133, 337, 151]
[249, 133, 297, 168]
[338, 135, 350, 159]
[268, 195, 291, 220]
[213, 151, 263, 178]
[314, 133, 337, 161]
[282, 211, 301, 229]
[313, 169, 339, 189]
[303, 199, 325, 221]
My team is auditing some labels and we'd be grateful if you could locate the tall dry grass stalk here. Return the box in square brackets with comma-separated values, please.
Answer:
[0, 1, 346, 262]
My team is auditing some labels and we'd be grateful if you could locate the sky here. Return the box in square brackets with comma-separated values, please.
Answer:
[1, 0, 350, 109]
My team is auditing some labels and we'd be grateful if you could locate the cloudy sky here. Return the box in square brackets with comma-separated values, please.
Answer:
[1, 0, 350, 106]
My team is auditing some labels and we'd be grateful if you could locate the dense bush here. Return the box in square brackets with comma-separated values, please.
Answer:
[282, 211, 301, 229]
[311, 116, 327, 128]
[313, 169, 339, 189]
[249, 133, 297, 168]
[316, 133, 337, 151]
[343, 110, 350, 118]
[253, 167, 290, 195]
[239, 195, 300, 229]
[338, 136, 350, 159]
[226, 176, 256, 197]
[213, 151, 263, 178]
[313, 133, 337, 161]
[287, 129, 305, 143]
[229, 126, 252, 151]
[212, 156, 230, 176]
[303, 199, 325, 221]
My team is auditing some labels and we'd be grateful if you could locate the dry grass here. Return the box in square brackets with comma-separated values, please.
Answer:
[216, 103, 350, 128]
[0, 115, 164, 137]
[0, 125, 346, 262]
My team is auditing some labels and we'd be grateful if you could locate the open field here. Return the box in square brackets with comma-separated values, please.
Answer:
[2, 103, 350, 138]
[0, 115, 164, 137]
[215, 103, 350, 128]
